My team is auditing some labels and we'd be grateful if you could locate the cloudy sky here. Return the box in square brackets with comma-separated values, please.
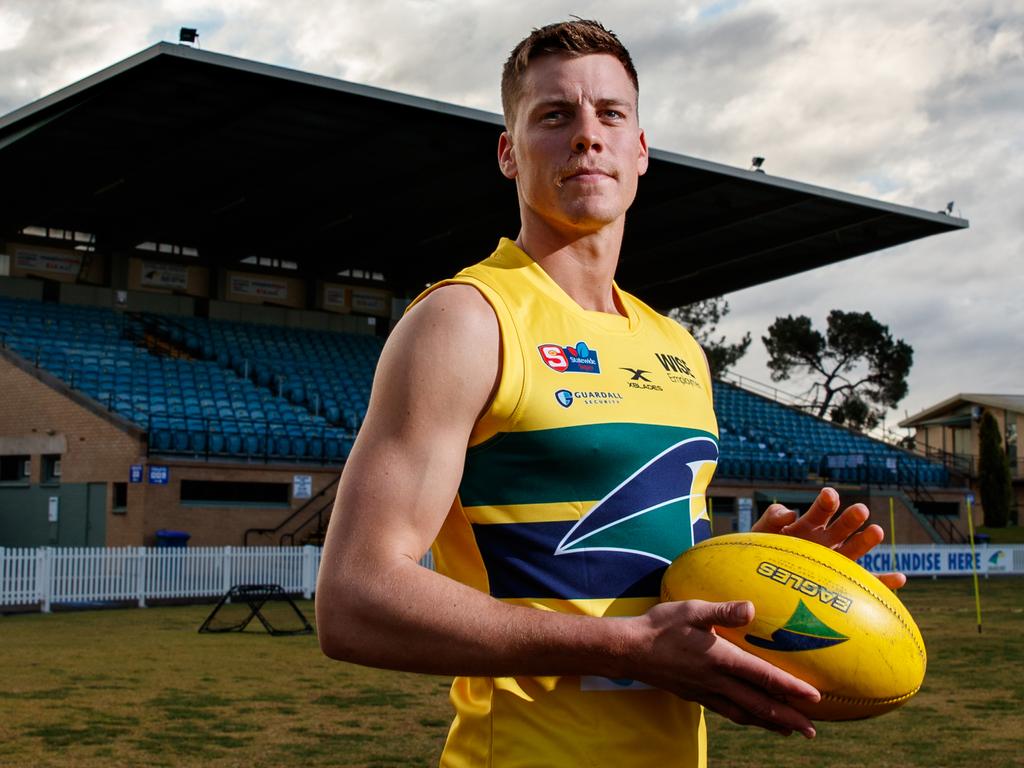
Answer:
[1, 0, 1021, 430]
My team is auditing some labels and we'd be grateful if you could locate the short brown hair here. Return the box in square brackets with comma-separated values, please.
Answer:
[501, 19, 638, 129]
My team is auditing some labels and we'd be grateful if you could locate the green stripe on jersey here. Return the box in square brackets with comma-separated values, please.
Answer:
[460, 423, 716, 508]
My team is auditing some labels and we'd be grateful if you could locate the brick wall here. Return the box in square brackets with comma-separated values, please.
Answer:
[0, 353, 342, 547]
[137, 462, 339, 547]
[0, 353, 144, 545]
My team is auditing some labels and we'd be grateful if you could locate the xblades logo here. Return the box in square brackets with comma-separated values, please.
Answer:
[623, 367, 651, 381]
[745, 600, 849, 652]
[621, 367, 652, 382]
[621, 367, 663, 392]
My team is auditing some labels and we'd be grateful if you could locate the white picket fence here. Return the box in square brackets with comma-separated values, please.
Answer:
[0, 544, 1017, 614]
[0, 546, 322, 612]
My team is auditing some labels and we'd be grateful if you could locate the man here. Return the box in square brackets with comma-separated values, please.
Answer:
[316, 19, 903, 767]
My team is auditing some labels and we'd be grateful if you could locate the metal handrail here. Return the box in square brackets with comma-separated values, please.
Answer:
[244, 475, 340, 547]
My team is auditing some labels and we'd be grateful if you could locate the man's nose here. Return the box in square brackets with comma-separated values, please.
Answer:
[571, 112, 603, 153]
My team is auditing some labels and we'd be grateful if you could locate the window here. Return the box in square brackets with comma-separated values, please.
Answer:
[1007, 419, 1019, 474]
[135, 241, 199, 257]
[180, 480, 289, 506]
[19, 225, 96, 251]
[239, 256, 297, 270]
[113, 482, 128, 512]
[336, 268, 386, 282]
[42, 454, 62, 483]
[0, 455, 30, 483]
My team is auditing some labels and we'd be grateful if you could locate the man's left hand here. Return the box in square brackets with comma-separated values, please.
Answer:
[751, 487, 906, 590]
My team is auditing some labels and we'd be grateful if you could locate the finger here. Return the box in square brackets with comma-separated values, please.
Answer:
[877, 572, 907, 590]
[752, 504, 797, 534]
[708, 674, 817, 738]
[816, 503, 870, 548]
[687, 599, 754, 630]
[714, 638, 820, 703]
[835, 523, 884, 561]
[787, 487, 840, 531]
[696, 692, 799, 737]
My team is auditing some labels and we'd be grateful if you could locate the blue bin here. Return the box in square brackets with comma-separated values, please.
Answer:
[155, 529, 190, 548]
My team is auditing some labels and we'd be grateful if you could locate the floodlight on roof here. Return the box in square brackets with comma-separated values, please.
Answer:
[750, 156, 765, 173]
[179, 28, 199, 46]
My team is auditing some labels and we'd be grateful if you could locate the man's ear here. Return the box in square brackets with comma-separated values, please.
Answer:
[498, 131, 518, 179]
[637, 128, 649, 177]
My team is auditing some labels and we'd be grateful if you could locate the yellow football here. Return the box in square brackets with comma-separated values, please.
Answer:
[661, 532, 926, 720]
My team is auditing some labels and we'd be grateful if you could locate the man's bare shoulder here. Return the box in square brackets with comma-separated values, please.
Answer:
[370, 283, 499, 424]
[401, 282, 498, 339]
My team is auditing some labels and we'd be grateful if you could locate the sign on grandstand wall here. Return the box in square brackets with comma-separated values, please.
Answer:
[350, 287, 391, 317]
[228, 273, 290, 301]
[140, 260, 188, 290]
[322, 283, 349, 312]
[319, 282, 392, 317]
[14, 248, 81, 279]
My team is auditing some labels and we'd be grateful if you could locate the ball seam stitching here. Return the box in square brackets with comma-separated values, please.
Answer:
[821, 686, 921, 706]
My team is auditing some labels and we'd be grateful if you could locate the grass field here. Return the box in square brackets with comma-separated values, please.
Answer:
[1, 577, 1022, 768]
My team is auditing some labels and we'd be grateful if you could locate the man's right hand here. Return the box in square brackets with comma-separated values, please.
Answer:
[625, 599, 819, 738]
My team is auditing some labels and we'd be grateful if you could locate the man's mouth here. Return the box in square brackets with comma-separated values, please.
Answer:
[559, 167, 616, 185]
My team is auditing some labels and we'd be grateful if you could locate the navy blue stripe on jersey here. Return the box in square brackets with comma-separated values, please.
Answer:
[472, 518, 712, 600]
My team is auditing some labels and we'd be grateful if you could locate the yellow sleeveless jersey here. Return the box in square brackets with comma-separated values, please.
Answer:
[414, 238, 719, 768]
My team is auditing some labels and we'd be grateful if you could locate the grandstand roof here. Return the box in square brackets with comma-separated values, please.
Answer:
[900, 394, 1024, 427]
[0, 42, 968, 308]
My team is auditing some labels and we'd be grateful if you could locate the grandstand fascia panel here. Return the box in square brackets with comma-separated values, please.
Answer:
[0, 42, 967, 308]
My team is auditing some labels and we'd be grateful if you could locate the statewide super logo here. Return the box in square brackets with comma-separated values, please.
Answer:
[539, 341, 600, 374]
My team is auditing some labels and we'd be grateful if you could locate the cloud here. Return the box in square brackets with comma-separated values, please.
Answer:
[0, 0, 1021, 422]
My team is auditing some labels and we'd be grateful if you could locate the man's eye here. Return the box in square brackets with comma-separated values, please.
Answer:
[603, 110, 625, 119]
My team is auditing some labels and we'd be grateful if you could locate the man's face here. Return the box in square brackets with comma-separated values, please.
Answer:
[498, 53, 648, 237]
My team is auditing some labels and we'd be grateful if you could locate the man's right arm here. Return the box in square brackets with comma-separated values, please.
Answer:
[315, 284, 819, 738]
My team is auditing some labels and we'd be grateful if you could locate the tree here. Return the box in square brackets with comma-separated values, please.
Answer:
[668, 297, 751, 377]
[978, 410, 1013, 528]
[761, 310, 913, 431]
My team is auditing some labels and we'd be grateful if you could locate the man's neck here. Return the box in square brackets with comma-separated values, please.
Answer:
[515, 218, 625, 315]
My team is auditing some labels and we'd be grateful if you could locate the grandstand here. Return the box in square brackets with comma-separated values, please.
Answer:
[0, 295, 373, 462]
[0, 43, 970, 550]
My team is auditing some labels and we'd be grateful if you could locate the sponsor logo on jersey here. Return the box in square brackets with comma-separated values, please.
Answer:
[554, 437, 719, 563]
[756, 561, 854, 613]
[745, 599, 849, 652]
[621, 367, 663, 391]
[538, 341, 600, 374]
[655, 352, 701, 386]
[554, 389, 623, 407]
